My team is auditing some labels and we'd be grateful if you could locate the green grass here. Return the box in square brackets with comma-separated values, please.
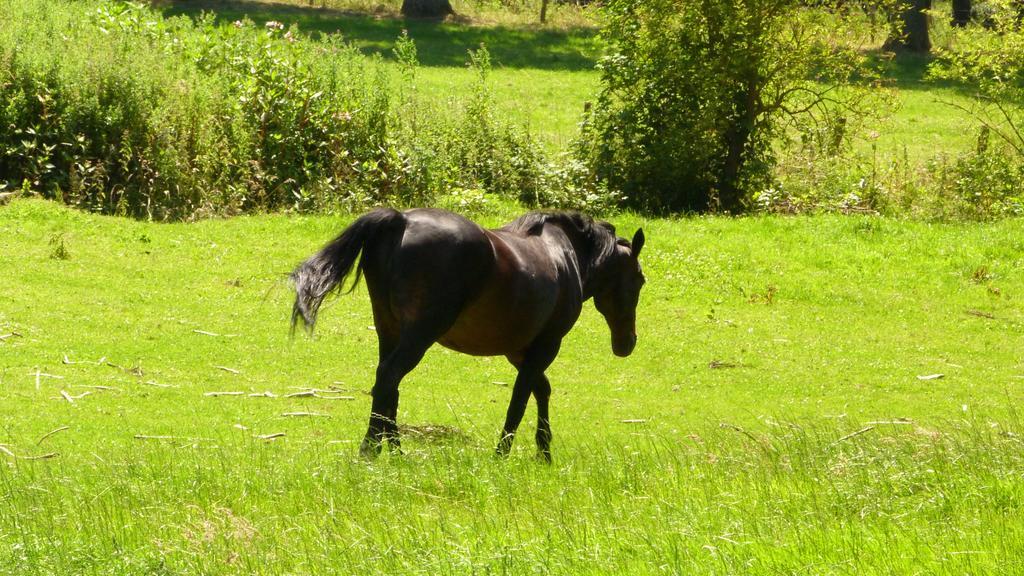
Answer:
[2, 198, 1024, 574]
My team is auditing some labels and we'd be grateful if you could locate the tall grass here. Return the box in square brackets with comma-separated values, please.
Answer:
[3, 420, 1023, 574]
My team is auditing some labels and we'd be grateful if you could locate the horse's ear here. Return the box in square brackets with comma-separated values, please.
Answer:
[631, 228, 645, 258]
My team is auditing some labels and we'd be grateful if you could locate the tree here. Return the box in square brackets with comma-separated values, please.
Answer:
[580, 0, 884, 213]
[951, 0, 971, 27]
[884, 0, 932, 52]
[401, 0, 454, 18]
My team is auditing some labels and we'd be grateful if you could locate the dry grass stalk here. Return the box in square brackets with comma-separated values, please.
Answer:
[833, 425, 876, 445]
[284, 390, 354, 400]
[133, 435, 213, 441]
[62, 355, 106, 365]
[0, 444, 58, 460]
[284, 390, 316, 398]
[33, 369, 64, 390]
[59, 390, 77, 403]
[204, 391, 245, 397]
[19, 452, 59, 460]
[37, 426, 70, 445]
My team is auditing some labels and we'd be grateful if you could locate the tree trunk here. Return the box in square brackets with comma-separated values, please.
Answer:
[951, 0, 971, 26]
[717, 81, 759, 213]
[401, 0, 454, 18]
[540, 0, 550, 23]
[884, 0, 932, 52]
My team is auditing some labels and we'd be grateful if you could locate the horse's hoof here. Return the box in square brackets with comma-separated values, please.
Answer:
[385, 436, 403, 455]
[359, 438, 382, 459]
[495, 434, 514, 458]
[535, 450, 552, 464]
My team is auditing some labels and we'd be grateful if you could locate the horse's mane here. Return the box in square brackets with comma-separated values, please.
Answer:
[505, 211, 624, 281]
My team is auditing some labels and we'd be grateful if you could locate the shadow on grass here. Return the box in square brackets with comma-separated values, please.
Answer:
[866, 49, 975, 94]
[160, 0, 603, 70]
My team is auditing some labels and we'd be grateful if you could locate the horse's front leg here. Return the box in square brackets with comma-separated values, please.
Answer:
[497, 341, 560, 458]
[533, 374, 552, 462]
[496, 371, 533, 456]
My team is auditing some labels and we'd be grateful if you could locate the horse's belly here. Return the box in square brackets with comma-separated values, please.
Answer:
[438, 300, 550, 356]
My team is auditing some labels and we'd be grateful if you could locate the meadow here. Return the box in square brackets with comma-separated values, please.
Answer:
[2, 198, 1024, 574]
[2, 0, 1024, 573]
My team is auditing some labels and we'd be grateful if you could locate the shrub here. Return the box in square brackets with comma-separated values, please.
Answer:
[928, 0, 1024, 216]
[764, 128, 1024, 220]
[0, 0, 582, 219]
[580, 0, 887, 213]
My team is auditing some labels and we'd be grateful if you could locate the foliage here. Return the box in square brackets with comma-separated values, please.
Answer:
[0, 1, 398, 218]
[0, 0, 607, 219]
[775, 0, 1024, 219]
[929, 0, 1024, 158]
[764, 128, 1024, 219]
[581, 0, 889, 213]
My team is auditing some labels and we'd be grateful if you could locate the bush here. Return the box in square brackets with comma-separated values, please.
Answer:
[0, 0, 590, 219]
[580, 0, 886, 213]
[927, 0, 1024, 217]
[763, 128, 1024, 220]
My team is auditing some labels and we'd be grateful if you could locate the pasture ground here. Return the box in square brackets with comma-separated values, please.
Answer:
[2, 199, 1023, 574]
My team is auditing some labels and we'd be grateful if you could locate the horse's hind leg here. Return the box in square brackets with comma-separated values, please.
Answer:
[358, 317, 434, 457]
[361, 302, 463, 458]
[371, 317, 401, 452]
[360, 332, 431, 459]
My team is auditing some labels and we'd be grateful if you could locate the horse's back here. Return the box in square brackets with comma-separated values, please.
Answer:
[367, 208, 581, 357]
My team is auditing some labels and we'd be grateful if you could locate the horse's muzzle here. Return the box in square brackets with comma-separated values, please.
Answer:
[612, 333, 637, 357]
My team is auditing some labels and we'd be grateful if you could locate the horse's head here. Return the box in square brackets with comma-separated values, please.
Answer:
[593, 228, 646, 357]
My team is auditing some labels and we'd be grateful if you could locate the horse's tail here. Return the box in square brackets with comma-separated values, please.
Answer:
[290, 208, 404, 335]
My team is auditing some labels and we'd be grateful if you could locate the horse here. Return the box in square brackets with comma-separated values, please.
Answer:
[290, 208, 646, 461]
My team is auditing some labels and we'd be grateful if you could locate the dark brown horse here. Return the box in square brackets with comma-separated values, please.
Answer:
[291, 208, 646, 461]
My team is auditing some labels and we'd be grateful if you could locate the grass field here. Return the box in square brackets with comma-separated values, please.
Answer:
[2, 198, 1023, 573]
